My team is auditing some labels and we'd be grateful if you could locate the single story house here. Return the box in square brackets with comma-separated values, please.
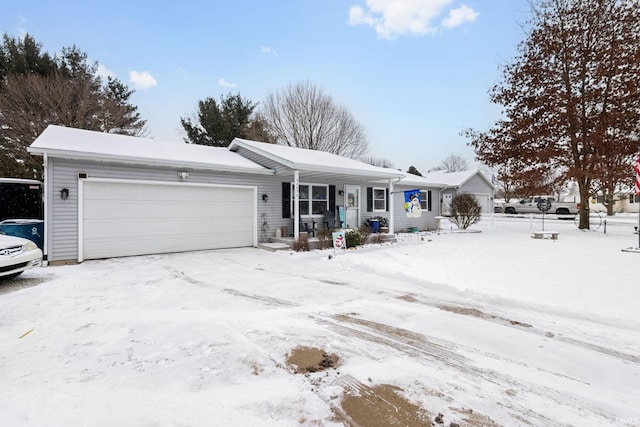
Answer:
[421, 169, 495, 215]
[29, 125, 416, 264]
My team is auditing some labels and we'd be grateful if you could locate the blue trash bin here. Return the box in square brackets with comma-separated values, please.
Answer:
[0, 219, 44, 249]
[369, 219, 380, 233]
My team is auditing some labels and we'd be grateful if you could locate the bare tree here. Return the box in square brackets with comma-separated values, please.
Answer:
[441, 153, 469, 172]
[361, 156, 395, 168]
[465, 0, 640, 229]
[260, 80, 368, 159]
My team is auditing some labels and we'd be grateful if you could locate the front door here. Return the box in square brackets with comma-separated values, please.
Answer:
[344, 185, 360, 228]
[442, 193, 453, 215]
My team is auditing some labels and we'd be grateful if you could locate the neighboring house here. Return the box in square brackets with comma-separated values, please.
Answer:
[608, 192, 640, 214]
[421, 169, 495, 215]
[27, 126, 406, 264]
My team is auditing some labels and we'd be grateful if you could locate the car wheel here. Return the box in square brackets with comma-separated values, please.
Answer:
[505, 207, 516, 214]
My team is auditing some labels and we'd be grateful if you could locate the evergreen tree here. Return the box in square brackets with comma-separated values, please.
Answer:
[181, 93, 273, 147]
[0, 33, 147, 179]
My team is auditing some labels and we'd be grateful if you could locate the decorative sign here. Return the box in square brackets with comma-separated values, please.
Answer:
[332, 230, 346, 252]
[537, 198, 552, 212]
[404, 189, 422, 218]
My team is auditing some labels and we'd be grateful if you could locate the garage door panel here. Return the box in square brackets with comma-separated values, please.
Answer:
[82, 181, 255, 260]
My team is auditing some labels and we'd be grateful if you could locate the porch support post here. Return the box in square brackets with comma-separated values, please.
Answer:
[293, 170, 300, 239]
[388, 178, 395, 234]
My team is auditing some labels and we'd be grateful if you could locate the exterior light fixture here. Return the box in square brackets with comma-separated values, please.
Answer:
[60, 188, 69, 200]
[178, 171, 189, 181]
[262, 194, 269, 203]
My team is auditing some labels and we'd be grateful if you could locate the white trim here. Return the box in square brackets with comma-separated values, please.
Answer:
[372, 186, 387, 212]
[293, 171, 300, 239]
[77, 177, 258, 262]
[294, 182, 330, 217]
[42, 154, 49, 261]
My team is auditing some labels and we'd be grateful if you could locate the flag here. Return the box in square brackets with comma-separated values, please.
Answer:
[634, 152, 640, 196]
[404, 189, 422, 218]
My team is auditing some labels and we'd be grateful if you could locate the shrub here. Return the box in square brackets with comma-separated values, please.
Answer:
[345, 229, 361, 248]
[450, 193, 482, 229]
[317, 228, 333, 249]
[292, 238, 310, 252]
[371, 233, 386, 244]
[359, 224, 372, 243]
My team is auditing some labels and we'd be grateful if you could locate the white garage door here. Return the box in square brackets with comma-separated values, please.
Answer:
[473, 193, 490, 213]
[81, 180, 255, 260]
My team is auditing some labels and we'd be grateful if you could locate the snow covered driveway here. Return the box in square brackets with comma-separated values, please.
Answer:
[1, 216, 639, 426]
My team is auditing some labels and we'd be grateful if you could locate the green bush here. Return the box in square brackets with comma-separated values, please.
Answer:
[345, 230, 361, 248]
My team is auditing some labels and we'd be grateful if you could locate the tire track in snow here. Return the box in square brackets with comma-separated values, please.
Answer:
[314, 313, 617, 427]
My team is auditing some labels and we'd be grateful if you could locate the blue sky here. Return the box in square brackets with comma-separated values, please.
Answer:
[2, 1, 531, 172]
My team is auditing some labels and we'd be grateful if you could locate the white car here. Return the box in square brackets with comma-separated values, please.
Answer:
[0, 234, 43, 279]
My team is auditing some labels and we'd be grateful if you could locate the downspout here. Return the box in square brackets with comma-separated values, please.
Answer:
[293, 170, 300, 240]
[42, 153, 48, 264]
[389, 177, 403, 234]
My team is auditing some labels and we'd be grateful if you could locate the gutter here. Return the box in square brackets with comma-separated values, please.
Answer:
[27, 148, 275, 176]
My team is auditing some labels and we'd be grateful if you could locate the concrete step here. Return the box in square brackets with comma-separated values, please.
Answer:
[258, 242, 291, 252]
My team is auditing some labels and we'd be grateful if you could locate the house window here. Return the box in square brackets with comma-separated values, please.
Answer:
[373, 187, 387, 211]
[295, 184, 328, 215]
[631, 195, 640, 203]
[420, 190, 432, 211]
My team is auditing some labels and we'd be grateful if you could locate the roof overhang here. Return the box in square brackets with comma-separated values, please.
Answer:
[229, 138, 405, 181]
[28, 126, 275, 176]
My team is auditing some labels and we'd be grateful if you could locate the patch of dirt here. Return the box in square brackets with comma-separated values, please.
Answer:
[397, 294, 418, 302]
[438, 305, 532, 328]
[286, 346, 339, 374]
[340, 382, 432, 427]
[450, 407, 502, 427]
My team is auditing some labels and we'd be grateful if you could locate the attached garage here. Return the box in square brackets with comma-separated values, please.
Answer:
[79, 179, 256, 261]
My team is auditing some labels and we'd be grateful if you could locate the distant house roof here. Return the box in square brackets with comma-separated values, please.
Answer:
[28, 125, 274, 175]
[422, 169, 494, 189]
[228, 138, 405, 180]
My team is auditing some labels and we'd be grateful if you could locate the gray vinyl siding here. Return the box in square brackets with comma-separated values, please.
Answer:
[460, 174, 493, 195]
[46, 157, 282, 262]
[393, 185, 441, 232]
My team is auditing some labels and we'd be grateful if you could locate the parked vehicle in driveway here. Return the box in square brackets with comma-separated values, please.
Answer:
[503, 195, 580, 215]
[0, 234, 43, 279]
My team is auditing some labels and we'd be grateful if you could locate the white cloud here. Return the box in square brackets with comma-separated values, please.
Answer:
[128, 71, 157, 90]
[441, 4, 479, 28]
[96, 64, 116, 79]
[348, 0, 478, 38]
[261, 46, 278, 56]
[218, 78, 237, 88]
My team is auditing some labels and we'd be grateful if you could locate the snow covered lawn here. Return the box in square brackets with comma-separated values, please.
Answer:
[1, 215, 639, 426]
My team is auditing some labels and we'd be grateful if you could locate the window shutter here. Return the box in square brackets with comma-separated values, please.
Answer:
[367, 187, 373, 212]
[427, 190, 432, 211]
[385, 188, 389, 211]
[282, 182, 291, 218]
[329, 185, 336, 213]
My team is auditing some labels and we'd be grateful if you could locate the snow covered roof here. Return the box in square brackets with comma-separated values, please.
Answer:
[28, 125, 274, 175]
[397, 173, 446, 188]
[421, 169, 494, 188]
[228, 138, 405, 180]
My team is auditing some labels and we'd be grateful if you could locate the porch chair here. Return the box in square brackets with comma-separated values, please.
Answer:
[323, 210, 336, 230]
[299, 215, 316, 237]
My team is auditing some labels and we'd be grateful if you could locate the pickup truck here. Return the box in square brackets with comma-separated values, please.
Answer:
[503, 196, 580, 215]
